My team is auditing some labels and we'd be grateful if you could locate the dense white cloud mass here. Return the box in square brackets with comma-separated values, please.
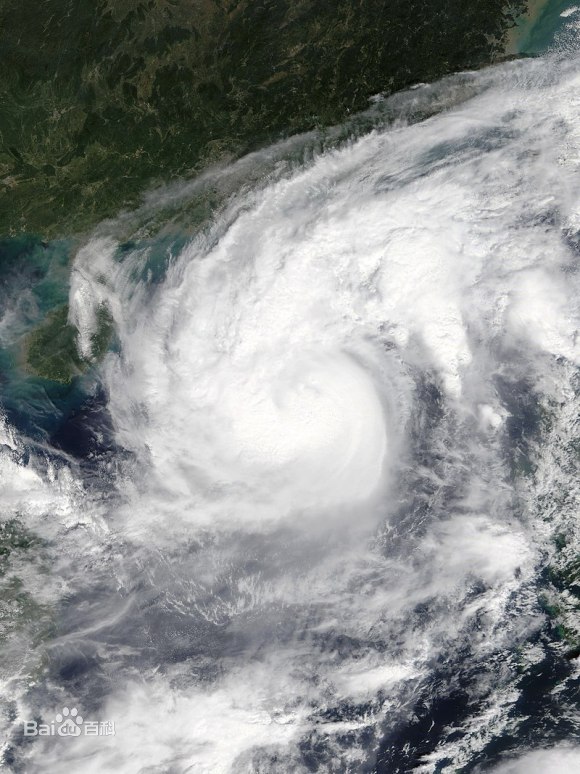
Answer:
[492, 746, 580, 773]
[4, 53, 580, 773]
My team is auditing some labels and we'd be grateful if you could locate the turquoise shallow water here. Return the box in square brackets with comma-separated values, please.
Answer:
[0, 236, 71, 322]
[0, 232, 188, 440]
[517, 0, 580, 54]
[0, 237, 75, 432]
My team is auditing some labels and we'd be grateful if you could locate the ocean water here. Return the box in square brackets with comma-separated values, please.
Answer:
[516, 0, 580, 54]
[3, 40, 580, 774]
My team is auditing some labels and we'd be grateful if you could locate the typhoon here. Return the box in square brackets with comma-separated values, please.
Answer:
[3, 45, 580, 774]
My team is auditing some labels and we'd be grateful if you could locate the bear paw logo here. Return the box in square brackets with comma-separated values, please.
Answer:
[55, 707, 84, 737]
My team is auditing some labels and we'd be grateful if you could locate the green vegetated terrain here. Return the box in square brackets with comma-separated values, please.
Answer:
[1, 0, 527, 239]
[0, 519, 50, 647]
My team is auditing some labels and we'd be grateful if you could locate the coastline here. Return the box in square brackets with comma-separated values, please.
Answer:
[0, 0, 534, 240]
[505, 0, 553, 53]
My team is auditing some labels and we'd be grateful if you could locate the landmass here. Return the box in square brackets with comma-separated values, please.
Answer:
[1, 0, 527, 240]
